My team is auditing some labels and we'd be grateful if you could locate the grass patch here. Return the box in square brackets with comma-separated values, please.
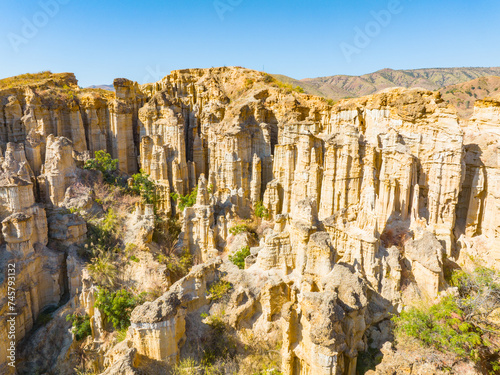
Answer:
[157, 248, 194, 283]
[116, 327, 128, 342]
[0, 71, 54, 89]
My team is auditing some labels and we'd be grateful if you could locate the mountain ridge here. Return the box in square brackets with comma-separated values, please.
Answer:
[273, 67, 500, 102]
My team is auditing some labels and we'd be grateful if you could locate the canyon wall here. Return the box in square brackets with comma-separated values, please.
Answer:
[1, 67, 500, 374]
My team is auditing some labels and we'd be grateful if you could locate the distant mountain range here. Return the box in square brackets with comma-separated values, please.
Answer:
[88, 67, 500, 118]
[273, 67, 500, 117]
[86, 84, 114, 91]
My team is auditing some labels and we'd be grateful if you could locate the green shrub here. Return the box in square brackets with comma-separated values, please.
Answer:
[86, 209, 119, 249]
[229, 224, 250, 236]
[130, 255, 140, 263]
[124, 243, 137, 254]
[171, 186, 198, 211]
[66, 314, 92, 341]
[273, 78, 305, 94]
[245, 78, 255, 88]
[451, 266, 500, 297]
[95, 289, 146, 331]
[83, 150, 118, 184]
[101, 208, 118, 233]
[394, 296, 483, 360]
[254, 201, 269, 219]
[129, 170, 155, 204]
[207, 280, 232, 301]
[229, 246, 251, 269]
[394, 267, 500, 368]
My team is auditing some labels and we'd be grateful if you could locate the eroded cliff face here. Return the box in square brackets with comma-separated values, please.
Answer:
[0, 73, 144, 175]
[1, 67, 500, 375]
[0, 137, 86, 375]
[456, 98, 500, 269]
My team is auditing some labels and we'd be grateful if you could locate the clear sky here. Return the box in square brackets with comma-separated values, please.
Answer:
[1, 0, 499, 87]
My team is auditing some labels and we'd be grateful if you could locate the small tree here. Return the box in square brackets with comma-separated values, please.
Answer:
[153, 217, 182, 256]
[95, 289, 145, 330]
[393, 296, 483, 360]
[393, 267, 500, 370]
[130, 170, 155, 204]
[229, 246, 251, 269]
[83, 150, 118, 184]
[171, 186, 198, 211]
[254, 201, 269, 219]
[66, 314, 92, 341]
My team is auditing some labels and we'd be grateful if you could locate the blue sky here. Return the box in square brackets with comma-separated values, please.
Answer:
[0, 0, 499, 86]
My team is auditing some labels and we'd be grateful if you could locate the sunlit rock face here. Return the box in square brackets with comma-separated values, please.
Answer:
[2, 67, 500, 375]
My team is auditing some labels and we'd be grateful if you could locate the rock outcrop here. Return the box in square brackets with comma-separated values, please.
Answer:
[2, 67, 500, 375]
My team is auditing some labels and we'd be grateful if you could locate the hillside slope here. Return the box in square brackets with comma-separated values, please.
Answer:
[276, 67, 500, 103]
[439, 75, 500, 118]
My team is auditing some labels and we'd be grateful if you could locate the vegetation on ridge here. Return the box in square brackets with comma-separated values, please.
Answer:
[0, 71, 58, 89]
